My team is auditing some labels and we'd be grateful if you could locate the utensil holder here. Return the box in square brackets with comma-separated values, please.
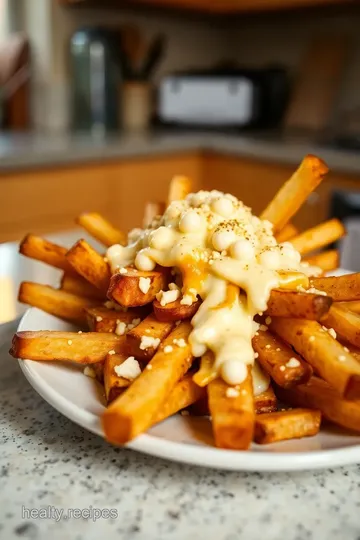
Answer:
[121, 82, 151, 132]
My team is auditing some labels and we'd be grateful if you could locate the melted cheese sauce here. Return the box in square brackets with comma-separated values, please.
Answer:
[106, 190, 318, 393]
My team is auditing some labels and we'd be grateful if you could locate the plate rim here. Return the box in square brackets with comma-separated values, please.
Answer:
[17, 306, 360, 472]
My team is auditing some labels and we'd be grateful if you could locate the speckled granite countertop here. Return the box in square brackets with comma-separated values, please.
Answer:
[1, 131, 360, 176]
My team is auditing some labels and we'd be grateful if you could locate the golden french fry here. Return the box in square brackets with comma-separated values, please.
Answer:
[92, 361, 105, 383]
[322, 304, 360, 349]
[304, 249, 339, 272]
[153, 297, 201, 322]
[277, 271, 309, 290]
[254, 408, 321, 444]
[104, 353, 132, 403]
[252, 329, 312, 388]
[338, 300, 360, 314]
[66, 239, 110, 294]
[260, 155, 328, 232]
[11, 331, 124, 363]
[19, 234, 76, 274]
[290, 219, 345, 256]
[85, 306, 144, 333]
[76, 212, 126, 247]
[192, 351, 217, 387]
[255, 385, 278, 414]
[167, 176, 192, 205]
[275, 222, 299, 243]
[208, 370, 255, 450]
[60, 272, 105, 300]
[143, 201, 166, 228]
[276, 377, 360, 433]
[310, 273, 360, 301]
[270, 317, 360, 399]
[267, 290, 332, 320]
[126, 313, 174, 362]
[108, 267, 169, 307]
[18, 282, 97, 325]
[102, 321, 193, 444]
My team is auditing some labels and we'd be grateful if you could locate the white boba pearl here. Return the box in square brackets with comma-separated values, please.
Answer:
[212, 230, 236, 252]
[221, 359, 247, 386]
[135, 250, 156, 271]
[212, 197, 233, 217]
[230, 239, 255, 261]
[179, 210, 202, 233]
[259, 249, 281, 270]
[149, 226, 174, 250]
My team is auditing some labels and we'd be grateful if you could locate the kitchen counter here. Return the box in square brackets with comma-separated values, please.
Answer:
[1, 232, 360, 540]
[1, 131, 360, 176]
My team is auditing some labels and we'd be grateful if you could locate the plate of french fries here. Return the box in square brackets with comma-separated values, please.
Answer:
[10, 155, 360, 471]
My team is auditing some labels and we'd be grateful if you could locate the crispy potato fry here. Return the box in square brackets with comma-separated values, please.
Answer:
[208, 370, 255, 450]
[60, 272, 105, 300]
[290, 219, 345, 256]
[275, 222, 299, 243]
[19, 282, 97, 325]
[108, 267, 169, 307]
[167, 175, 192, 205]
[153, 297, 201, 322]
[152, 374, 206, 425]
[192, 351, 217, 387]
[310, 273, 360, 301]
[338, 300, 360, 314]
[267, 289, 332, 320]
[92, 361, 105, 383]
[143, 201, 166, 228]
[76, 212, 126, 247]
[270, 317, 360, 399]
[255, 385, 278, 414]
[277, 271, 309, 290]
[66, 239, 110, 294]
[102, 321, 193, 444]
[276, 377, 360, 433]
[19, 234, 76, 274]
[126, 313, 174, 362]
[85, 306, 143, 333]
[254, 408, 321, 444]
[304, 249, 339, 272]
[260, 155, 328, 232]
[252, 329, 312, 388]
[104, 353, 132, 403]
[322, 304, 360, 349]
[11, 331, 124, 363]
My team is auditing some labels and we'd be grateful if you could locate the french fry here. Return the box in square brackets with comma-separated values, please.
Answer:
[277, 271, 309, 290]
[167, 175, 192, 205]
[60, 272, 105, 300]
[208, 371, 255, 450]
[267, 290, 332, 320]
[275, 222, 299, 243]
[310, 273, 360, 301]
[192, 351, 217, 387]
[104, 353, 132, 403]
[76, 212, 126, 247]
[322, 304, 360, 349]
[108, 267, 169, 307]
[153, 297, 201, 322]
[92, 361, 105, 383]
[10, 331, 124, 363]
[143, 201, 166, 228]
[260, 155, 328, 232]
[252, 329, 312, 388]
[18, 282, 97, 325]
[152, 375, 206, 425]
[19, 234, 76, 274]
[85, 306, 143, 333]
[254, 385, 278, 414]
[270, 317, 360, 399]
[337, 301, 360, 314]
[254, 408, 321, 444]
[290, 219, 345, 256]
[66, 239, 110, 294]
[276, 377, 360, 433]
[126, 313, 174, 362]
[102, 321, 193, 444]
[304, 249, 339, 272]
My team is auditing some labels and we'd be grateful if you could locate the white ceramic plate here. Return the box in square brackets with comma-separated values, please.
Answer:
[17, 302, 360, 472]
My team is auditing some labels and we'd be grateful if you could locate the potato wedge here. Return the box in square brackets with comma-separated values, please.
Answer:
[19, 282, 98, 325]
[126, 313, 174, 362]
[102, 321, 193, 444]
[338, 301, 360, 314]
[66, 239, 110, 294]
[85, 306, 143, 334]
[108, 267, 169, 307]
[252, 329, 312, 388]
[254, 408, 321, 444]
[260, 155, 328, 232]
[267, 290, 332, 320]
[270, 317, 360, 399]
[304, 249, 339, 272]
[208, 370, 255, 450]
[11, 331, 124, 363]
[167, 175, 192, 205]
[310, 273, 360, 301]
[322, 304, 360, 349]
[276, 377, 360, 433]
[60, 272, 105, 301]
[104, 353, 132, 403]
[76, 212, 126, 247]
[254, 385, 278, 414]
[275, 222, 299, 243]
[92, 361, 105, 383]
[19, 234, 76, 274]
[143, 201, 166, 228]
[153, 297, 201, 322]
[290, 219, 345, 256]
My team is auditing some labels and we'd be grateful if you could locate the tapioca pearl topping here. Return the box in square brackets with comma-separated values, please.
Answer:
[211, 197, 234, 217]
[149, 226, 174, 250]
[179, 210, 203, 233]
[230, 239, 256, 261]
[135, 250, 156, 271]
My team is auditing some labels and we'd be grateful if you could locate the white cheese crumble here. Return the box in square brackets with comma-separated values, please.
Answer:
[327, 328, 337, 339]
[114, 357, 141, 380]
[279, 365, 286, 372]
[338, 355, 346, 362]
[180, 294, 194, 306]
[96, 316, 103, 322]
[156, 288, 181, 306]
[173, 338, 187, 348]
[83, 366, 96, 379]
[285, 357, 300, 368]
[115, 321, 127, 336]
[140, 336, 161, 350]
[68, 340, 72, 345]
[146, 364, 153, 370]
[139, 276, 151, 294]
[226, 387, 240, 398]
[164, 345, 173, 354]
[344, 346, 349, 353]
[108, 350, 116, 356]
[119, 267, 128, 274]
